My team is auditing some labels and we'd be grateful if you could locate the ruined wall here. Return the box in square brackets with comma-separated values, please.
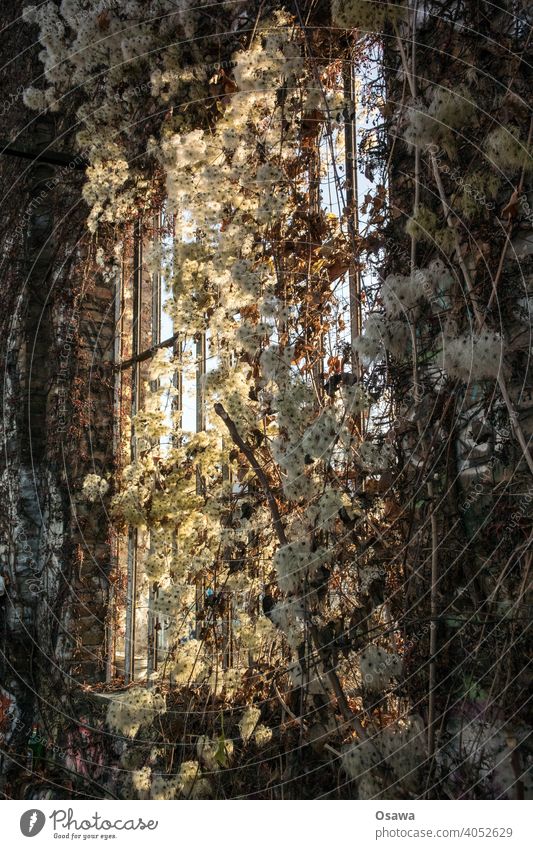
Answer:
[0, 1, 115, 793]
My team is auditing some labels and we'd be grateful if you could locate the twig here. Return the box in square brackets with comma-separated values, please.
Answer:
[308, 622, 370, 743]
[273, 679, 303, 725]
[392, 18, 416, 99]
[247, 0, 265, 48]
[496, 374, 533, 476]
[399, 1, 441, 760]
[215, 405, 376, 748]
[214, 402, 287, 545]
[426, 486, 439, 759]
[117, 331, 180, 370]
[430, 152, 484, 327]
[483, 113, 533, 318]
[429, 154, 533, 476]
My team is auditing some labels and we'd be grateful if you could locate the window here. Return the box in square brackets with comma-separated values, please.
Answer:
[110, 213, 176, 681]
[108, 79, 365, 686]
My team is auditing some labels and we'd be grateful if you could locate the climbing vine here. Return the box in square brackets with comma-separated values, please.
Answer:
[19, 0, 532, 800]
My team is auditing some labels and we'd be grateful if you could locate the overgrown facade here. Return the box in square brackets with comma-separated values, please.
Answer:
[0, 0, 531, 800]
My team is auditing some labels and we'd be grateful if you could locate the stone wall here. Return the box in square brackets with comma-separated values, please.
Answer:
[0, 2, 115, 791]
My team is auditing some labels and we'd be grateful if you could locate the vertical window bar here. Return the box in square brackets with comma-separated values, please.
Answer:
[194, 330, 206, 639]
[173, 338, 183, 431]
[147, 213, 162, 681]
[124, 218, 142, 684]
[195, 332, 206, 434]
[107, 256, 123, 683]
[309, 130, 324, 400]
[344, 62, 362, 371]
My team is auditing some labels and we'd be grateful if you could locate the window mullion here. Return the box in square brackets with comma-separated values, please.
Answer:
[148, 212, 162, 681]
[124, 218, 143, 684]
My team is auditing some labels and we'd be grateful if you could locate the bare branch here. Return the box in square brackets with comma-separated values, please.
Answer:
[214, 402, 287, 546]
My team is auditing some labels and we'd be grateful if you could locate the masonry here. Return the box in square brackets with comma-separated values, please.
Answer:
[0, 2, 115, 795]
